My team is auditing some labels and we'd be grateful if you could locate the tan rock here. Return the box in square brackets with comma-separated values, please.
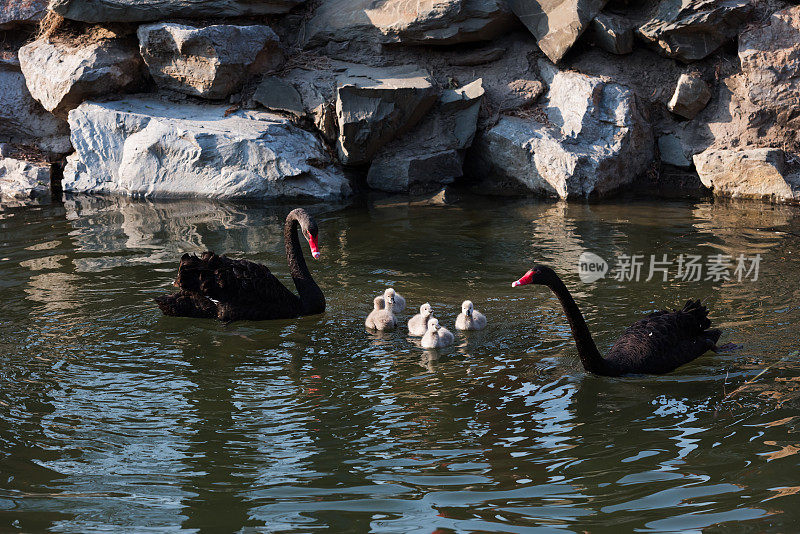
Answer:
[508, 0, 608, 63]
[693, 148, 800, 202]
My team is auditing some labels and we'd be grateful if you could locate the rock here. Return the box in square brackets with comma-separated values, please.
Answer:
[449, 46, 506, 66]
[592, 12, 633, 55]
[470, 63, 653, 198]
[253, 76, 304, 115]
[137, 23, 283, 100]
[507, 0, 608, 63]
[50, 0, 305, 22]
[739, 6, 800, 118]
[0, 0, 47, 29]
[367, 79, 484, 193]
[62, 96, 351, 200]
[0, 58, 71, 155]
[501, 79, 544, 111]
[304, 0, 515, 46]
[657, 134, 692, 167]
[336, 64, 439, 165]
[667, 73, 711, 119]
[18, 37, 144, 118]
[638, 0, 752, 62]
[693, 148, 800, 202]
[0, 157, 51, 201]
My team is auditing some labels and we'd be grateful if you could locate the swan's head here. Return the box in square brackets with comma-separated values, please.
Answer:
[420, 302, 432, 318]
[427, 318, 440, 332]
[292, 208, 320, 260]
[384, 288, 396, 299]
[461, 300, 474, 317]
[373, 296, 385, 310]
[384, 292, 395, 309]
[512, 265, 556, 287]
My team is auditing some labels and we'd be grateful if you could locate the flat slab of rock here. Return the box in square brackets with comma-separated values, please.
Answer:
[471, 63, 652, 198]
[508, 0, 608, 63]
[336, 64, 438, 165]
[0, 60, 71, 156]
[138, 23, 283, 100]
[367, 79, 484, 193]
[62, 96, 352, 200]
[50, 0, 305, 22]
[0, 0, 47, 29]
[693, 148, 800, 202]
[253, 76, 304, 115]
[19, 37, 144, 118]
[0, 157, 51, 202]
[668, 73, 710, 119]
[304, 0, 515, 46]
[638, 0, 752, 62]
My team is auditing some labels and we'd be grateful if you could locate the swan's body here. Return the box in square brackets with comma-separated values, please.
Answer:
[512, 265, 722, 376]
[155, 208, 323, 322]
[377, 288, 405, 313]
[455, 300, 486, 331]
[366, 295, 397, 330]
[408, 303, 434, 336]
[421, 318, 454, 349]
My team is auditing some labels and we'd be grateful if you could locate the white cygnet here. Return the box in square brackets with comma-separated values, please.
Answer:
[421, 318, 454, 349]
[408, 302, 434, 336]
[455, 300, 487, 331]
[377, 287, 405, 313]
[365, 294, 397, 330]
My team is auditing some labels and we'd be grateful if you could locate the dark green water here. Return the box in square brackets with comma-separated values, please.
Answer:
[1, 194, 799, 533]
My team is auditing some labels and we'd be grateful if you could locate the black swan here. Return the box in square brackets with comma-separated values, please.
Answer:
[155, 208, 324, 322]
[511, 265, 722, 376]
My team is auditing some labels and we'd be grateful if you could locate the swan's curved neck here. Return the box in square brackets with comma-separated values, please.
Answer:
[546, 276, 605, 374]
[285, 214, 324, 315]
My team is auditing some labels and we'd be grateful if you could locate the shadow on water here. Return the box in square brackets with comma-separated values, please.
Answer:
[0, 194, 799, 531]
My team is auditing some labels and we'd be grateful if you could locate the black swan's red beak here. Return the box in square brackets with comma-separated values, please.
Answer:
[308, 234, 320, 259]
[512, 270, 534, 287]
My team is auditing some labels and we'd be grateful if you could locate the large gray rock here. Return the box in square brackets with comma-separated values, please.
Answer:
[693, 148, 800, 202]
[336, 64, 439, 165]
[50, 0, 305, 22]
[507, 0, 608, 63]
[0, 57, 71, 155]
[638, 0, 752, 62]
[471, 64, 653, 198]
[739, 6, 800, 116]
[18, 37, 144, 118]
[137, 23, 283, 100]
[667, 73, 710, 119]
[0, 0, 47, 29]
[304, 0, 515, 46]
[367, 79, 484, 193]
[62, 96, 352, 200]
[0, 157, 51, 202]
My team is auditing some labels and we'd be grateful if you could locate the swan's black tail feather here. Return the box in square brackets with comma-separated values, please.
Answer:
[155, 291, 218, 318]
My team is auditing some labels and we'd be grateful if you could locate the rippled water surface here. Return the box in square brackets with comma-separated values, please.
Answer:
[1, 194, 800, 532]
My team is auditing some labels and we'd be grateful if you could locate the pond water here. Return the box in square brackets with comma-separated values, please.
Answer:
[1, 194, 799, 532]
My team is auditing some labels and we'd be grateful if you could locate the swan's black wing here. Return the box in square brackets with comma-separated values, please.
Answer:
[159, 251, 302, 321]
[604, 300, 721, 375]
[154, 290, 218, 318]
